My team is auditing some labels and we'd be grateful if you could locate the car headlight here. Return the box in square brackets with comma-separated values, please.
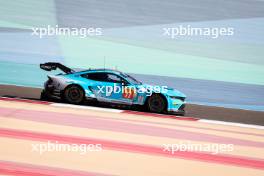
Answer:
[170, 96, 185, 101]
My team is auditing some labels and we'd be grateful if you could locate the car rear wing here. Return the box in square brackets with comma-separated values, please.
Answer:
[40, 62, 75, 74]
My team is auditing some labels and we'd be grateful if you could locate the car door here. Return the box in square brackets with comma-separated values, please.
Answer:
[81, 72, 136, 104]
[81, 72, 109, 101]
[103, 73, 136, 105]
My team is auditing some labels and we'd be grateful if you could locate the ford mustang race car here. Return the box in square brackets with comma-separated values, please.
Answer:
[40, 62, 186, 115]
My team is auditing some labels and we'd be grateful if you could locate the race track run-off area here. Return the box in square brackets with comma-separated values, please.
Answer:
[0, 97, 264, 176]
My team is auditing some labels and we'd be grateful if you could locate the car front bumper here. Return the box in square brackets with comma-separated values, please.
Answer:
[168, 104, 185, 115]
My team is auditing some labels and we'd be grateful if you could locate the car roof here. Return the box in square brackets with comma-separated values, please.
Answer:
[75, 68, 124, 75]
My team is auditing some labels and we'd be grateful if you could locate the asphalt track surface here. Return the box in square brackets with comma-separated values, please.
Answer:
[0, 95, 264, 176]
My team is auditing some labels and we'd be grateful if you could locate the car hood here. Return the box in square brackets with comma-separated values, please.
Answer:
[165, 87, 186, 97]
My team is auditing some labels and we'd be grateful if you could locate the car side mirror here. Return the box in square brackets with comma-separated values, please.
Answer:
[122, 80, 129, 86]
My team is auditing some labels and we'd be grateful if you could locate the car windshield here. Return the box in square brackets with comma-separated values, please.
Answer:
[121, 73, 142, 85]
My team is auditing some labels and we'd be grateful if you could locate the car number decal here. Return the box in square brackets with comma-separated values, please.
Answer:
[122, 87, 136, 99]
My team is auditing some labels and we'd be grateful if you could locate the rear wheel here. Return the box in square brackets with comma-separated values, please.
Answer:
[64, 85, 84, 104]
[40, 90, 49, 101]
[147, 94, 167, 113]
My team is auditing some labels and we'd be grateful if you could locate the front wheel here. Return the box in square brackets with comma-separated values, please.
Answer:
[64, 85, 84, 104]
[147, 94, 167, 113]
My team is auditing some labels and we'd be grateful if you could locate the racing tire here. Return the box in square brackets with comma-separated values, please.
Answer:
[64, 85, 84, 104]
[40, 90, 50, 101]
[147, 94, 167, 113]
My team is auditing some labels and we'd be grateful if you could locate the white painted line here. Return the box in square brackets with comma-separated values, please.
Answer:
[199, 119, 264, 130]
[51, 103, 124, 113]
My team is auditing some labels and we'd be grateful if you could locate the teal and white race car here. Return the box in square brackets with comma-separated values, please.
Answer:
[40, 62, 186, 115]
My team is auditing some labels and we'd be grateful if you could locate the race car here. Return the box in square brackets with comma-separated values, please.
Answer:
[40, 62, 186, 115]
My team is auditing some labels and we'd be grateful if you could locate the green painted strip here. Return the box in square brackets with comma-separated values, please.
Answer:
[0, 0, 57, 28]
[59, 36, 264, 85]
